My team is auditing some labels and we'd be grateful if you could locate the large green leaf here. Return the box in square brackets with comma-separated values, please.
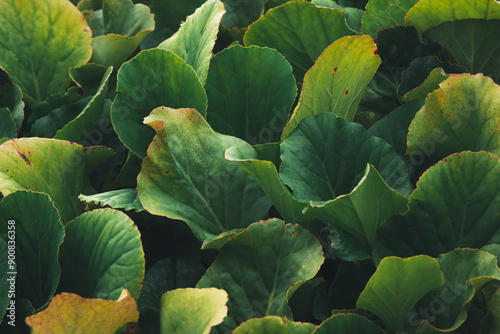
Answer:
[405, 0, 500, 33]
[361, 0, 419, 37]
[221, 0, 265, 28]
[158, 0, 225, 84]
[225, 145, 309, 224]
[282, 35, 381, 136]
[58, 209, 145, 301]
[374, 151, 500, 261]
[136, 0, 206, 49]
[356, 255, 444, 334]
[53, 67, 113, 143]
[407, 74, 500, 161]
[233, 316, 317, 334]
[25, 290, 139, 333]
[280, 113, 413, 200]
[111, 49, 207, 159]
[0, 0, 92, 105]
[0, 191, 64, 310]
[160, 288, 228, 334]
[84, 0, 155, 68]
[0, 240, 9, 324]
[197, 219, 324, 333]
[137, 107, 271, 242]
[205, 45, 297, 144]
[79, 189, 144, 212]
[306, 164, 408, 252]
[413, 249, 500, 333]
[422, 19, 500, 82]
[0, 138, 114, 223]
[244, 1, 356, 81]
[312, 314, 384, 334]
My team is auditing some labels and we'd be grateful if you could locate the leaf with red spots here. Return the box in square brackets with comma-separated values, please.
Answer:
[0, 138, 113, 223]
[244, 1, 356, 81]
[282, 35, 381, 138]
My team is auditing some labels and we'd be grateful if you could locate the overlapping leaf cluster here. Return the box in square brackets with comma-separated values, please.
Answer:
[0, 0, 499, 333]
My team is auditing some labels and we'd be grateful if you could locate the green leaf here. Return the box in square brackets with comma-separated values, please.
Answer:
[306, 164, 408, 252]
[160, 288, 228, 334]
[484, 287, 500, 332]
[0, 191, 64, 310]
[58, 209, 145, 300]
[233, 316, 317, 334]
[356, 255, 444, 334]
[282, 35, 381, 136]
[136, 0, 206, 49]
[205, 45, 297, 144]
[25, 290, 139, 334]
[313, 0, 364, 32]
[111, 49, 207, 159]
[402, 67, 450, 103]
[361, 0, 419, 38]
[0, 83, 24, 130]
[422, 19, 500, 82]
[201, 229, 244, 250]
[0, 240, 9, 324]
[413, 249, 500, 333]
[54, 67, 113, 143]
[374, 151, 500, 260]
[78, 189, 144, 212]
[225, 145, 309, 224]
[138, 258, 206, 311]
[280, 113, 413, 200]
[84, 0, 155, 68]
[158, 0, 225, 84]
[244, 1, 356, 81]
[221, 0, 265, 28]
[0, 0, 92, 105]
[137, 107, 271, 242]
[0, 109, 16, 139]
[482, 244, 500, 262]
[398, 56, 462, 99]
[405, 0, 500, 33]
[407, 74, 500, 161]
[136, 256, 206, 333]
[0, 138, 114, 223]
[369, 100, 423, 156]
[197, 219, 324, 332]
[312, 314, 384, 334]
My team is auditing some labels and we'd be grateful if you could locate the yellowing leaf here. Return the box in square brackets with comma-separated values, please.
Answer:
[160, 288, 228, 334]
[25, 289, 139, 334]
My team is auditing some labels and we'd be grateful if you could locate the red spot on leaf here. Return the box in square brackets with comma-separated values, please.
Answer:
[345, 90, 349, 95]
[334, 66, 338, 73]
[374, 49, 378, 55]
